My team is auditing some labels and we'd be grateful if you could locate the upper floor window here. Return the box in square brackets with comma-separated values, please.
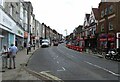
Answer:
[105, 8, 108, 15]
[101, 24, 104, 32]
[10, 4, 14, 16]
[109, 5, 113, 14]
[16, 3, 18, 6]
[109, 22, 113, 30]
[90, 19, 95, 24]
[101, 10, 104, 18]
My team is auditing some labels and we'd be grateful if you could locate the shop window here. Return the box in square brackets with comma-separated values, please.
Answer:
[101, 10, 104, 18]
[101, 24, 104, 32]
[109, 22, 113, 30]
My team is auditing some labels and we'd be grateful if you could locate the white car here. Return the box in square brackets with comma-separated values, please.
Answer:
[41, 39, 50, 47]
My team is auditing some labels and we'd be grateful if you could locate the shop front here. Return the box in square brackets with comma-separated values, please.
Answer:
[11, 22, 24, 50]
[0, 7, 15, 49]
[13, 27, 24, 50]
[99, 33, 115, 50]
[89, 35, 97, 50]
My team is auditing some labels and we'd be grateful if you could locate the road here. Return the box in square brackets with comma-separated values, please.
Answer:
[27, 43, 120, 80]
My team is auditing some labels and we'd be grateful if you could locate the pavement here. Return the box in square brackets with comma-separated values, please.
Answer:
[1, 46, 41, 81]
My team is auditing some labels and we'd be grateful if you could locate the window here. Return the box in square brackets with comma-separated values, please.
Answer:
[101, 24, 104, 32]
[109, 22, 113, 30]
[105, 8, 108, 15]
[10, 4, 14, 16]
[101, 10, 104, 18]
[109, 5, 113, 14]
[16, 3, 18, 6]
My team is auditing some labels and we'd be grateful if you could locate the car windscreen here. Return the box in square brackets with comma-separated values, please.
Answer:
[42, 41, 49, 43]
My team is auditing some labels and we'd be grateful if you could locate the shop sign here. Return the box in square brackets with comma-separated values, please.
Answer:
[12, 25, 24, 37]
[24, 32, 28, 38]
[99, 38, 115, 41]
[0, 8, 15, 30]
[108, 38, 115, 41]
[99, 38, 106, 41]
[18, 30, 23, 36]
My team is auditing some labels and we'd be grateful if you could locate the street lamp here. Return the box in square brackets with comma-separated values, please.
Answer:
[65, 29, 67, 36]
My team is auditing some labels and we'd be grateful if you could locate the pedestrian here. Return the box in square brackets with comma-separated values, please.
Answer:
[1, 44, 9, 70]
[27, 42, 31, 54]
[8, 44, 18, 69]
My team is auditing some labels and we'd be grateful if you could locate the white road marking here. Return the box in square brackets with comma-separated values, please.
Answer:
[62, 67, 66, 71]
[84, 61, 120, 77]
[57, 67, 66, 72]
[57, 61, 59, 64]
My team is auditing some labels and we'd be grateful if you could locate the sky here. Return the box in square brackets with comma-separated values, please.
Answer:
[24, 0, 101, 36]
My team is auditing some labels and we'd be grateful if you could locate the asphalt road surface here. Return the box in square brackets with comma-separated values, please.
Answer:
[27, 43, 120, 81]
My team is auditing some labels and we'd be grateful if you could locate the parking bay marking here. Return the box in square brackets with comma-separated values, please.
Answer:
[84, 61, 120, 77]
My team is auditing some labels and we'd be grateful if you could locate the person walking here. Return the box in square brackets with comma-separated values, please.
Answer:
[8, 44, 18, 69]
[1, 44, 9, 72]
[27, 42, 31, 55]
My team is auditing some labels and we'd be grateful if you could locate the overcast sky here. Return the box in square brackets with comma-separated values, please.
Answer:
[24, 0, 101, 36]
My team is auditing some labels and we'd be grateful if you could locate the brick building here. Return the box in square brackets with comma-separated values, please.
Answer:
[98, 2, 120, 50]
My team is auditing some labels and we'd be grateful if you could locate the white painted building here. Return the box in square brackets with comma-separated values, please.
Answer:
[0, 6, 24, 51]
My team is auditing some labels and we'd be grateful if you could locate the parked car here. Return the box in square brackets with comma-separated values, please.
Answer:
[53, 41, 59, 46]
[41, 39, 50, 47]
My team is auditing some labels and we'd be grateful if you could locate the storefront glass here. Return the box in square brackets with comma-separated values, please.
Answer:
[8, 33, 14, 48]
[1, 30, 8, 48]
[15, 36, 24, 50]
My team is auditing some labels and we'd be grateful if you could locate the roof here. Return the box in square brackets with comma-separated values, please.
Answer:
[92, 8, 99, 20]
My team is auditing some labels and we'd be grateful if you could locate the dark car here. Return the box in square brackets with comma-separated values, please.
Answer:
[53, 41, 58, 46]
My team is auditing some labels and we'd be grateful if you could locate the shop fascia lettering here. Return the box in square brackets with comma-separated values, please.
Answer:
[13, 25, 24, 37]
[0, 8, 15, 31]
[0, 8, 24, 37]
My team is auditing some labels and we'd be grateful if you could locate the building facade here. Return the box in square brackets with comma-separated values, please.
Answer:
[0, 6, 24, 50]
[98, 2, 120, 50]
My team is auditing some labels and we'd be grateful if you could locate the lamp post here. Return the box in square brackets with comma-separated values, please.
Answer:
[65, 29, 67, 36]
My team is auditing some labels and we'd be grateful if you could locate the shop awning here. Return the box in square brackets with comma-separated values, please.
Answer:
[0, 35, 4, 38]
